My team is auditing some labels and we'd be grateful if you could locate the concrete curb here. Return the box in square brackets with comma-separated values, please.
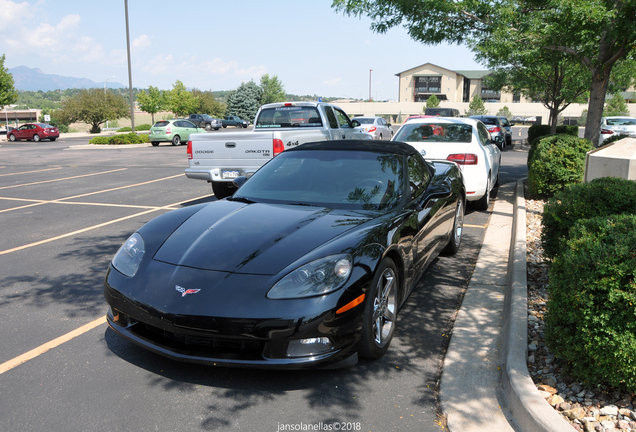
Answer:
[501, 179, 574, 432]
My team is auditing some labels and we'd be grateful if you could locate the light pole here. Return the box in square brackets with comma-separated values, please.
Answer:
[104, 76, 115, 96]
[369, 69, 373, 102]
[124, 0, 135, 133]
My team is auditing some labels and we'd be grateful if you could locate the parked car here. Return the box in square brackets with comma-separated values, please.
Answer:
[149, 119, 203, 146]
[7, 123, 59, 142]
[498, 116, 514, 147]
[392, 117, 501, 210]
[405, 115, 435, 122]
[469, 115, 509, 149]
[104, 140, 465, 369]
[352, 116, 393, 140]
[424, 107, 460, 117]
[222, 115, 249, 128]
[598, 116, 636, 147]
[188, 114, 222, 131]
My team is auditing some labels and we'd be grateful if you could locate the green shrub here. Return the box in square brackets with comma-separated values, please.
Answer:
[89, 132, 149, 145]
[136, 124, 152, 131]
[527, 125, 580, 167]
[116, 127, 133, 132]
[599, 134, 627, 147]
[89, 136, 111, 144]
[527, 134, 592, 199]
[541, 177, 636, 260]
[528, 124, 579, 144]
[544, 214, 636, 391]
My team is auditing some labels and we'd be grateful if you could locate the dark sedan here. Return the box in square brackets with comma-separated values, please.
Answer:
[104, 140, 466, 369]
[7, 123, 60, 142]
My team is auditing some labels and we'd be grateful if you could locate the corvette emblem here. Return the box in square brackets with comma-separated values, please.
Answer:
[175, 285, 201, 297]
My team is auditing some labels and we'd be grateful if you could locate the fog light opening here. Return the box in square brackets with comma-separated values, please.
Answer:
[286, 337, 333, 357]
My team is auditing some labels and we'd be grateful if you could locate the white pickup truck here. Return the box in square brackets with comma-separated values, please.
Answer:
[185, 101, 372, 198]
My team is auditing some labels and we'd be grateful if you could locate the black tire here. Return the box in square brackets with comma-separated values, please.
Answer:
[222, 125, 227, 128]
[358, 258, 399, 359]
[211, 181, 237, 199]
[214, 128, 220, 131]
[205, 123, 212, 131]
[8, 134, 16, 142]
[49, 138, 56, 141]
[33, 134, 41, 142]
[442, 197, 464, 255]
[475, 177, 490, 211]
[236, 123, 242, 128]
[151, 142, 159, 147]
[171, 135, 181, 146]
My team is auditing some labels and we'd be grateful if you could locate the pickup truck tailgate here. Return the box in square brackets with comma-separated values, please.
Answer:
[189, 131, 276, 161]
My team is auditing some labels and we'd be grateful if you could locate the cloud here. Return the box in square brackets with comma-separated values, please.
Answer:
[132, 35, 151, 51]
[0, 0, 30, 32]
[323, 77, 343, 86]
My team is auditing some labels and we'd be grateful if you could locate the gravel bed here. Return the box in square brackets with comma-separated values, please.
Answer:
[526, 198, 636, 432]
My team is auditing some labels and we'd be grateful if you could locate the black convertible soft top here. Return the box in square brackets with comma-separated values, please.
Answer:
[289, 139, 419, 157]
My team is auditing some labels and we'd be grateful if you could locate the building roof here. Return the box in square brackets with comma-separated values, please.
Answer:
[395, 63, 489, 79]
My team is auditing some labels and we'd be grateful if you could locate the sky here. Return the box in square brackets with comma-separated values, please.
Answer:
[1, 0, 483, 100]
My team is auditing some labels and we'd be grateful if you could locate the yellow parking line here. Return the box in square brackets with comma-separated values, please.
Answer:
[0, 194, 211, 256]
[0, 167, 63, 177]
[0, 316, 106, 375]
[464, 224, 486, 228]
[0, 168, 127, 190]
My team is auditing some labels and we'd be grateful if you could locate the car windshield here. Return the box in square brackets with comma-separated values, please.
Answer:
[153, 121, 170, 127]
[394, 123, 473, 143]
[255, 106, 323, 128]
[606, 118, 636, 126]
[233, 150, 404, 211]
[355, 118, 375, 124]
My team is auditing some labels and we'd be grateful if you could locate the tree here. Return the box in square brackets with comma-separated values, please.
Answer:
[425, 94, 440, 109]
[332, 0, 636, 144]
[497, 106, 513, 119]
[166, 80, 198, 118]
[226, 81, 262, 123]
[465, 95, 487, 116]
[136, 86, 165, 125]
[192, 89, 225, 118]
[0, 54, 18, 109]
[259, 74, 286, 105]
[604, 93, 630, 117]
[482, 52, 590, 134]
[57, 88, 129, 133]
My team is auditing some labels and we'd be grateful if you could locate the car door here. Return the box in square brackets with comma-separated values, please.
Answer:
[476, 122, 500, 186]
[15, 125, 30, 140]
[178, 120, 198, 140]
[333, 107, 355, 139]
[323, 106, 343, 140]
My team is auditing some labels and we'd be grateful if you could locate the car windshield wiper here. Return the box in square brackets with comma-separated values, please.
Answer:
[288, 202, 323, 207]
[227, 196, 257, 204]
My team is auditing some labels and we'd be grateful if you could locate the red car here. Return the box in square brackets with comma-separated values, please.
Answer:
[7, 123, 60, 142]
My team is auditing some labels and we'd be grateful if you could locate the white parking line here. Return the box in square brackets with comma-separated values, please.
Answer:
[0, 168, 127, 190]
[0, 167, 63, 177]
[0, 194, 211, 256]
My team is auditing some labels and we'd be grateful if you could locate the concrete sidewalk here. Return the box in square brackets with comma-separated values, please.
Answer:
[440, 179, 574, 432]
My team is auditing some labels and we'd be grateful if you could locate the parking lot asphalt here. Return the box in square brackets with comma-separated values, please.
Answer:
[0, 137, 503, 432]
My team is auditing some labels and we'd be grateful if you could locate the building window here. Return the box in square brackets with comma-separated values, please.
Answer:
[480, 84, 501, 102]
[413, 76, 441, 94]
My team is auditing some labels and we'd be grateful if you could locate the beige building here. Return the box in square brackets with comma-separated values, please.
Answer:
[395, 62, 531, 104]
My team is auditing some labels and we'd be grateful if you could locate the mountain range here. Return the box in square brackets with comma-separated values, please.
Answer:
[9, 66, 125, 92]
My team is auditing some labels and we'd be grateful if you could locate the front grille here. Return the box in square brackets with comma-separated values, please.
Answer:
[131, 321, 266, 360]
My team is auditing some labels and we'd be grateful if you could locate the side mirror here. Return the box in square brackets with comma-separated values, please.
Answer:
[352, 120, 361, 127]
[510, 122, 516, 127]
[387, 123, 392, 127]
[233, 176, 249, 188]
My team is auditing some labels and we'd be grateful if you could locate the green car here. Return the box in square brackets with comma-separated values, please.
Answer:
[149, 119, 203, 146]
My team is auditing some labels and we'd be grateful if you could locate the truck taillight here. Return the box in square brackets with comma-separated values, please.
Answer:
[187, 141, 193, 159]
[273, 139, 285, 156]
[447, 154, 478, 165]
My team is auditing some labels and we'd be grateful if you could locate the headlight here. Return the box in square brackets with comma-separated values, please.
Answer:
[267, 254, 352, 299]
[112, 233, 145, 277]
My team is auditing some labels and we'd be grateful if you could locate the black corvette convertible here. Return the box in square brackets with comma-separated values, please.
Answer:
[104, 140, 465, 369]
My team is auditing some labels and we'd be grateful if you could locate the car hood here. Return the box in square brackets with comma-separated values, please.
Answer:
[152, 200, 372, 275]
